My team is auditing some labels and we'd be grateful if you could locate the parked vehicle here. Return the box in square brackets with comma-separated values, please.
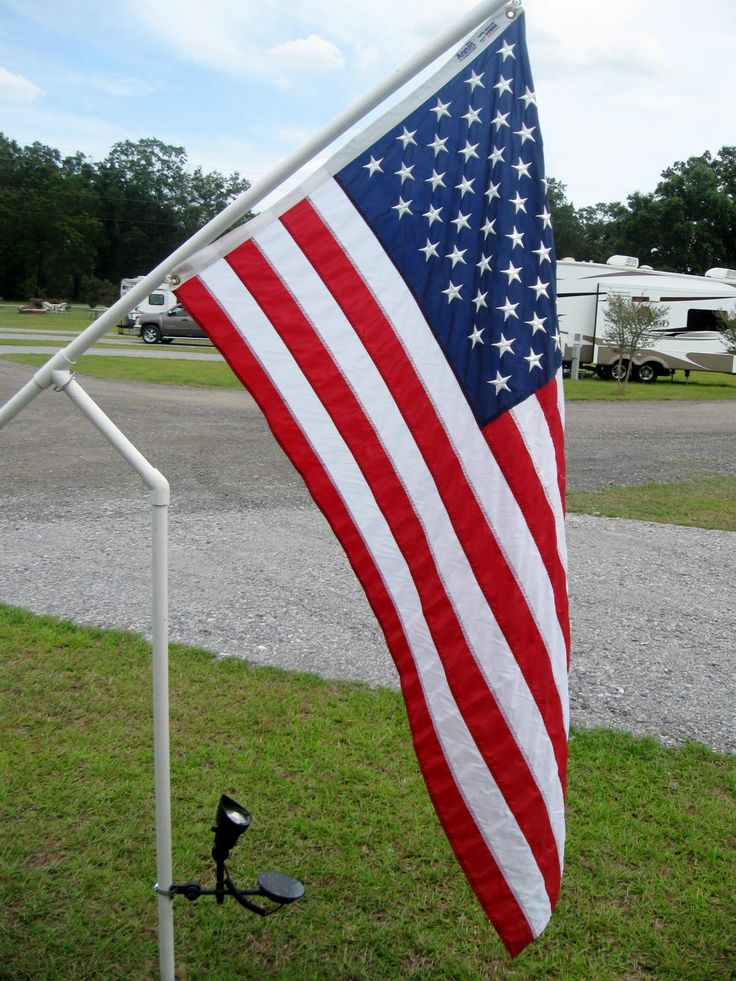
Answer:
[557, 256, 736, 381]
[119, 277, 177, 329]
[137, 304, 206, 344]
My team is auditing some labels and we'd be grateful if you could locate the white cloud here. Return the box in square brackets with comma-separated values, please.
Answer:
[0, 66, 43, 102]
[535, 32, 665, 77]
[95, 77, 157, 98]
[121, 0, 485, 78]
[268, 34, 345, 71]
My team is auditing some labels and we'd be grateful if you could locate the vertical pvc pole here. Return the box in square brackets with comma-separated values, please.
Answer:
[51, 372, 175, 979]
[152, 499, 174, 981]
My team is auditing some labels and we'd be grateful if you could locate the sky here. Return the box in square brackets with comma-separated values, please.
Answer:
[1, 0, 734, 213]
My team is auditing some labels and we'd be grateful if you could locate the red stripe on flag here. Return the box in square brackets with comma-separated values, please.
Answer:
[481, 409, 570, 658]
[536, 377, 567, 517]
[176, 273, 537, 955]
[223, 236, 562, 905]
[280, 198, 568, 781]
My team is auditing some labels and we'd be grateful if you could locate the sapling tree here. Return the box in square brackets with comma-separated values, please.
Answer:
[602, 294, 670, 389]
[715, 308, 736, 354]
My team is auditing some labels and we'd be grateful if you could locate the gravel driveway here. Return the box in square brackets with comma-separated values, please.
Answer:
[1, 360, 733, 754]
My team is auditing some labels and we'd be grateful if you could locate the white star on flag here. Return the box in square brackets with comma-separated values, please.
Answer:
[426, 170, 446, 190]
[423, 204, 443, 225]
[488, 145, 505, 166]
[497, 297, 519, 320]
[498, 39, 516, 61]
[392, 196, 413, 218]
[519, 86, 536, 107]
[419, 239, 439, 260]
[459, 140, 480, 162]
[442, 281, 463, 303]
[363, 156, 383, 176]
[492, 333, 516, 356]
[488, 370, 512, 393]
[455, 176, 476, 197]
[462, 106, 483, 126]
[493, 75, 513, 96]
[446, 245, 468, 267]
[464, 69, 484, 90]
[509, 191, 527, 213]
[514, 123, 536, 144]
[430, 98, 452, 120]
[451, 210, 472, 232]
[525, 349, 544, 370]
[468, 324, 485, 347]
[506, 226, 525, 249]
[501, 261, 522, 284]
[428, 134, 449, 156]
[395, 162, 415, 184]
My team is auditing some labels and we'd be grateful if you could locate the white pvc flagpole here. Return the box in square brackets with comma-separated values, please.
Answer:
[0, 0, 516, 432]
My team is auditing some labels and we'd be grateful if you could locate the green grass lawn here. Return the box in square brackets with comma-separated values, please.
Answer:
[0, 303, 107, 332]
[567, 474, 736, 531]
[2, 304, 736, 399]
[565, 372, 736, 400]
[1, 352, 237, 389]
[3, 350, 736, 400]
[1, 605, 734, 980]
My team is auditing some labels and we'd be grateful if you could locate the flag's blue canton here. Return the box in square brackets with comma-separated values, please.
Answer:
[336, 18, 560, 427]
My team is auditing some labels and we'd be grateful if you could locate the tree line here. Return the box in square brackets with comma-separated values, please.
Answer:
[0, 134, 251, 304]
[1, 132, 734, 304]
[548, 146, 736, 275]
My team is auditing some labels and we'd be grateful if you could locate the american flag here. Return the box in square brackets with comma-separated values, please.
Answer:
[176, 9, 569, 956]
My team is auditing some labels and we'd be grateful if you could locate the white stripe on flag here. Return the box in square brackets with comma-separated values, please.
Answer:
[310, 179, 569, 725]
[252, 217, 566, 859]
[510, 395, 568, 575]
[197, 258, 553, 936]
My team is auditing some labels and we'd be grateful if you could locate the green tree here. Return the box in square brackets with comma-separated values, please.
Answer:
[596, 148, 736, 274]
[576, 200, 631, 263]
[546, 177, 586, 259]
[0, 135, 102, 299]
[93, 138, 251, 283]
[603, 294, 670, 390]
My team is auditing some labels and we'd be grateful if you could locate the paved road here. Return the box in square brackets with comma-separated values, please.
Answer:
[1, 359, 734, 753]
[0, 345, 222, 360]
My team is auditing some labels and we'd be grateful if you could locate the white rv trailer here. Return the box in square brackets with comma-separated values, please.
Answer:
[556, 256, 736, 381]
[119, 276, 177, 328]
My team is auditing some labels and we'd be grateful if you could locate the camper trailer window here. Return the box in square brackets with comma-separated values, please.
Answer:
[686, 308, 721, 331]
[148, 293, 166, 306]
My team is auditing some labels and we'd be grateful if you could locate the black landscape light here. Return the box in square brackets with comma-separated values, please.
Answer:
[212, 794, 252, 862]
[165, 793, 305, 916]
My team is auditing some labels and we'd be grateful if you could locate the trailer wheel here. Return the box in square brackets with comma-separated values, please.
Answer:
[141, 324, 161, 344]
[610, 359, 631, 382]
[637, 362, 659, 383]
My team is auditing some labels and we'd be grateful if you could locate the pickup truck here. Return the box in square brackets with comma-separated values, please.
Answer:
[137, 304, 207, 344]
